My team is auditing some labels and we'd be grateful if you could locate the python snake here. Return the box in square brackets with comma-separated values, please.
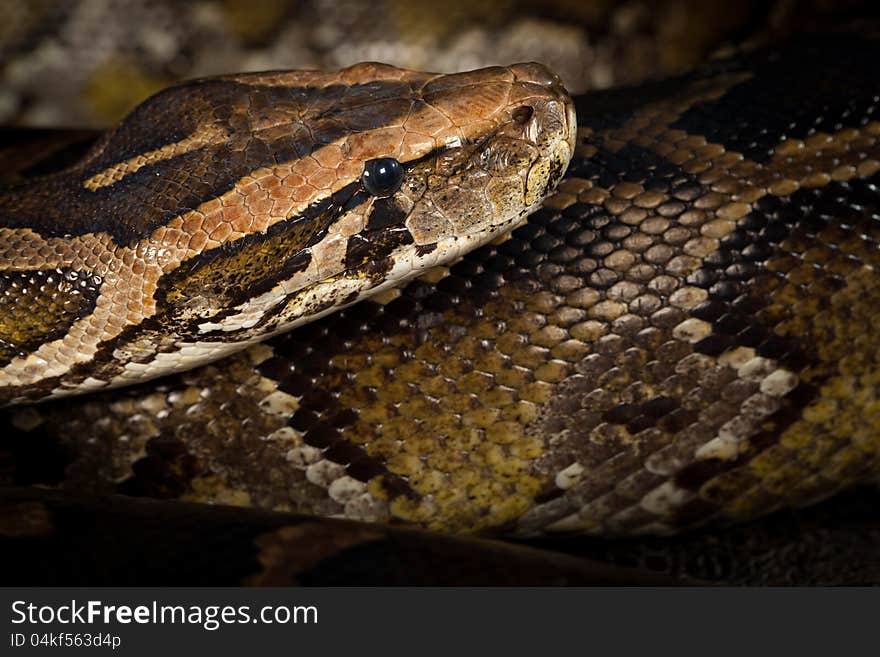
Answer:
[0, 62, 575, 403]
[1, 34, 879, 583]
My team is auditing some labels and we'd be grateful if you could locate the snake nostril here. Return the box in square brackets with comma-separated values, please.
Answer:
[512, 105, 534, 125]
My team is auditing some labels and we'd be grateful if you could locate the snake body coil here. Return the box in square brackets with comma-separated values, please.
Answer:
[2, 36, 880, 547]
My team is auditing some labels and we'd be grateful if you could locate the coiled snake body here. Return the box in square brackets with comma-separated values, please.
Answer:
[1, 35, 879, 583]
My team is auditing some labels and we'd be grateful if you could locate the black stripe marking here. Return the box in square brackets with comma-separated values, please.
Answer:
[365, 196, 409, 231]
[344, 227, 414, 271]
[155, 180, 363, 324]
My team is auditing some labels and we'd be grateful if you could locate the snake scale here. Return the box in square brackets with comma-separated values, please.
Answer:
[1, 33, 880, 584]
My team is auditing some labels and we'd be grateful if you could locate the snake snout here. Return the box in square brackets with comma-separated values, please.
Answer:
[504, 62, 577, 158]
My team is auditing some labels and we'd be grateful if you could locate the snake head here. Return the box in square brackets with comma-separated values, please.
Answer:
[149, 62, 577, 348]
[0, 62, 574, 401]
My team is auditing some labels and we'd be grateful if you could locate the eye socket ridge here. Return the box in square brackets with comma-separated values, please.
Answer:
[362, 157, 404, 197]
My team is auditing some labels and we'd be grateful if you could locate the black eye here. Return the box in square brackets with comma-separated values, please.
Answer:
[362, 158, 404, 197]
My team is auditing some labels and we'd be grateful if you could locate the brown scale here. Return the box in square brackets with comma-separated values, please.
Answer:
[4, 37, 880, 536]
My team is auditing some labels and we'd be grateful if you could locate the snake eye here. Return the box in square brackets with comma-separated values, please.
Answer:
[362, 158, 404, 197]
